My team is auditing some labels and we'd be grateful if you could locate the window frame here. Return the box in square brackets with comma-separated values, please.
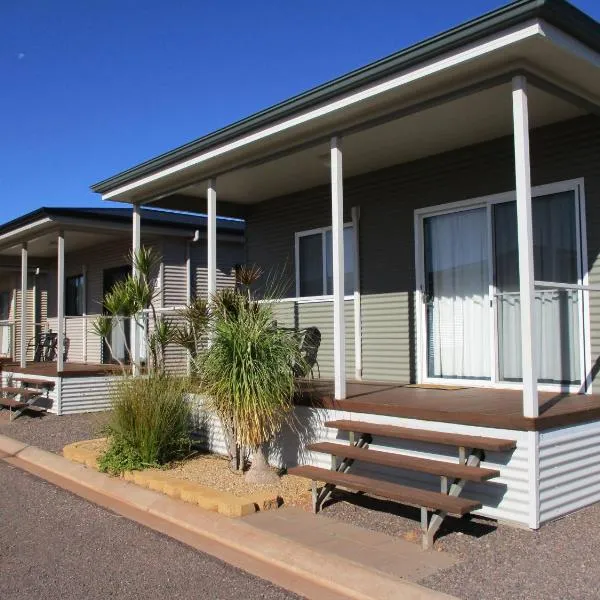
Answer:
[294, 222, 355, 299]
[65, 273, 85, 317]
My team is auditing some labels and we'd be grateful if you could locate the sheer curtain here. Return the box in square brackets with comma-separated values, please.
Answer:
[495, 191, 580, 385]
[425, 208, 490, 379]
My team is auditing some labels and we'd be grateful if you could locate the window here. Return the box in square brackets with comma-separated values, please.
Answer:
[66, 274, 85, 316]
[0, 291, 10, 321]
[296, 224, 355, 297]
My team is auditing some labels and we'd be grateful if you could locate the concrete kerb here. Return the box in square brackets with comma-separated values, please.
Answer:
[0, 434, 457, 600]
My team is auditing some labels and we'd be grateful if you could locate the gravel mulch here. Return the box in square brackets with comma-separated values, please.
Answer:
[0, 411, 109, 453]
[167, 453, 314, 507]
[321, 492, 600, 600]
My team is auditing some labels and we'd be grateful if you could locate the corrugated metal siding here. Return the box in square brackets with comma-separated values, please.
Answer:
[539, 421, 600, 523]
[361, 293, 413, 382]
[14, 276, 37, 360]
[191, 395, 348, 469]
[191, 395, 531, 525]
[190, 242, 241, 299]
[161, 238, 187, 307]
[272, 299, 355, 378]
[246, 116, 600, 384]
[159, 239, 242, 373]
[59, 376, 118, 415]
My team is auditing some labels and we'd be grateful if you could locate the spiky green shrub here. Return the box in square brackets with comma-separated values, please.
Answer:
[98, 374, 192, 475]
[200, 289, 304, 480]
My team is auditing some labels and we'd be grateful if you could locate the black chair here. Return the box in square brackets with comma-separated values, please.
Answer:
[293, 326, 321, 379]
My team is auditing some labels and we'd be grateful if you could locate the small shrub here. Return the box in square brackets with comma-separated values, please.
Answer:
[99, 374, 192, 475]
[98, 436, 145, 475]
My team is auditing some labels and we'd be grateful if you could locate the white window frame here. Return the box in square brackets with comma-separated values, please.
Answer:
[295, 222, 355, 301]
[414, 177, 591, 394]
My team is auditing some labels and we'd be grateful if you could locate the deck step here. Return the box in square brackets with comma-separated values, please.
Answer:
[11, 377, 54, 388]
[325, 420, 516, 452]
[0, 397, 45, 411]
[307, 442, 500, 482]
[289, 465, 480, 515]
[0, 387, 42, 398]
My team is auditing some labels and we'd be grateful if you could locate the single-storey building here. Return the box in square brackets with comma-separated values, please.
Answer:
[91, 0, 600, 543]
[0, 206, 244, 414]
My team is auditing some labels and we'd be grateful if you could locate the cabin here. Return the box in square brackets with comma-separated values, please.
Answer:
[0, 206, 244, 414]
[90, 0, 600, 542]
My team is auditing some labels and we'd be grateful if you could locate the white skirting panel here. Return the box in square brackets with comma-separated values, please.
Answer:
[191, 395, 349, 470]
[190, 396, 532, 526]
[539, 420, 600, 524]
[59, 376, 118, 415]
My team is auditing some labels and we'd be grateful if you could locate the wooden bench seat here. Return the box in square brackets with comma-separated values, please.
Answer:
[289, 465, 481, 515]
[307, 442, 500, 482]
[0, 387, 42, 398]
[326, 420, 516, 452]
[0, 397, 44, 411]
[12, 377, 54, 389]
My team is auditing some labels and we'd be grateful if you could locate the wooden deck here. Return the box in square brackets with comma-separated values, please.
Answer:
[297, 380, 600, 431]
[0, 361, 124, 378]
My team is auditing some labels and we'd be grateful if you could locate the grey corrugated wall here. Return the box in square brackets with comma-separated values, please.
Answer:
[246, 115, 600, 384]
[161, 237, 244, 373]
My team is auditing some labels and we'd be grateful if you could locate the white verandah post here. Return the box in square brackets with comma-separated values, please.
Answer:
[207, 178, 217, 303]
[20, 242, 28, 368]
[331, 136, 346, 400]
[57, 231, 65, 373]
[131, 203, 141, 373]
[512, 75, 538, 418]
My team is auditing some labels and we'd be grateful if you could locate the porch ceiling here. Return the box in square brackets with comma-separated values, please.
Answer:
[0, 229, 122, 259]
[164, 82, 583, 208]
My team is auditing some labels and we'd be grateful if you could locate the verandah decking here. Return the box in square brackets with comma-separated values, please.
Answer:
[296, 380, 600, 431]
[0, 361, 124, 416]
[0, 361, 124, 378]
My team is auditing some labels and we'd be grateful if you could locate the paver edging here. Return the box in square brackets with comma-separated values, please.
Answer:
[62, 438, 279, 517]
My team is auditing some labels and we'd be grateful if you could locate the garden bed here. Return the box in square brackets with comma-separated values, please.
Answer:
[63, 438, 315, 516]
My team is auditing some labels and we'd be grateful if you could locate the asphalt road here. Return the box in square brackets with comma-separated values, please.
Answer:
[0, 461, 301, 600]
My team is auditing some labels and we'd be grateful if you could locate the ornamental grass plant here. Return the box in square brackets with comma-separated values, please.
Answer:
[99, 373, 192, 475]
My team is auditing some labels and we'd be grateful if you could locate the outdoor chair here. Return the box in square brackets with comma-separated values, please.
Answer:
[278, 326, 321, 379]
[28, 331, 59, 362]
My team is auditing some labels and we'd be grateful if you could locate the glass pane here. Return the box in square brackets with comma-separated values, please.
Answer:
[298, 234, 323, 296]
[424, 208, 490, 379]
[0, 292, 9, 320]
[325, 227, 355, 296]
[494, 191, 581, 384]
[66, 275, 84, 316]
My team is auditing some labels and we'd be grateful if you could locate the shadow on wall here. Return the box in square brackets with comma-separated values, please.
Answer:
[270, 406, 328, 469]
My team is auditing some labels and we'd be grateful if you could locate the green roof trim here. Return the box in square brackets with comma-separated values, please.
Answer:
[91, 0, 600, 195]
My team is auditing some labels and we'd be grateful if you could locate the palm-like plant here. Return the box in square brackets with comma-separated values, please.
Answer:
[172, 296, 210, 366]
[200, 281, 304, 484]
[92, 247, 168, 373]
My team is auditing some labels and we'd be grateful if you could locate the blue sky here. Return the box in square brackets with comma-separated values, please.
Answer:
[1, 0, 599, 222]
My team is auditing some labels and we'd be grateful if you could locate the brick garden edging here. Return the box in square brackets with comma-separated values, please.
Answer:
[63, 439, 279, 517]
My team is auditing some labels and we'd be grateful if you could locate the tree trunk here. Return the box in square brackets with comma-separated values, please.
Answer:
[245, 443, 279, 485]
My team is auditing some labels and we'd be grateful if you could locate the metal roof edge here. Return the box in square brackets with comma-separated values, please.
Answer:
[0, 206, 244, 239]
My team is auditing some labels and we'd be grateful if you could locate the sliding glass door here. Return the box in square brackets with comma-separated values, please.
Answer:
[424, 207, 490, 380]
[495, 191, 582, 385]
[420, 183, 586, 389]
